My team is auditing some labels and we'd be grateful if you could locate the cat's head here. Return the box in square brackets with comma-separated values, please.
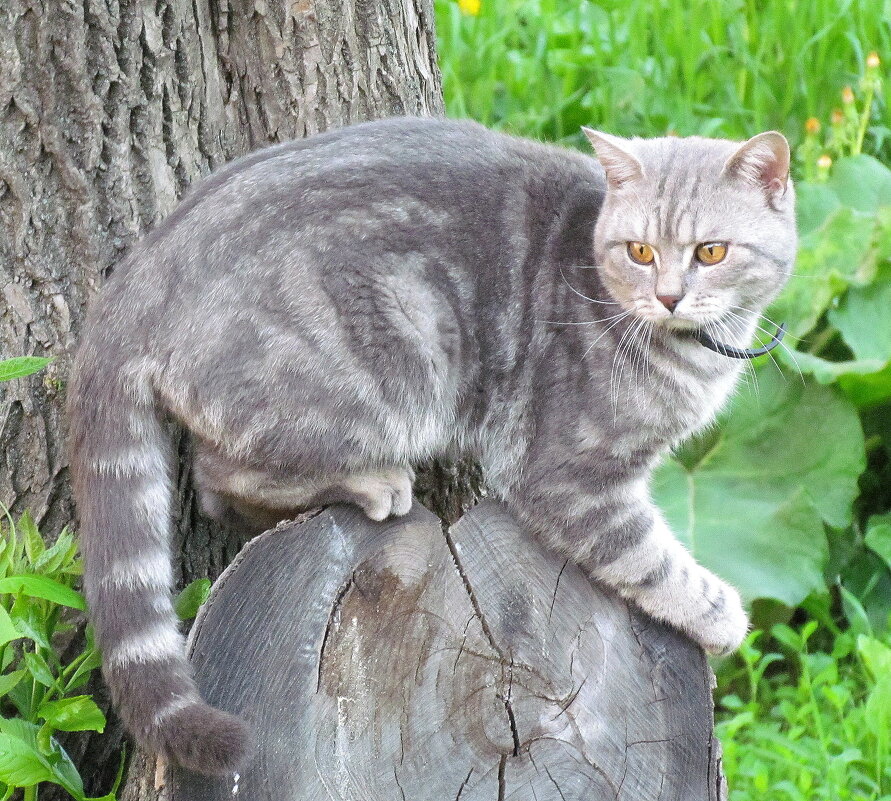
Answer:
[585, 129, 796, 331]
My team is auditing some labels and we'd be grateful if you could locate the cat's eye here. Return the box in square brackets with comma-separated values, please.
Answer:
[695, 242, 728, 265]
[627, 242, 655, 265]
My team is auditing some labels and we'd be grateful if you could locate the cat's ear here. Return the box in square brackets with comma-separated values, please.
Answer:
[582, 128, 644, 189]
[723, 131, 790, 201]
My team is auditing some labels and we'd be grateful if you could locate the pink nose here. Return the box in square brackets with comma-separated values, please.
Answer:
[657, 294, 683, 313]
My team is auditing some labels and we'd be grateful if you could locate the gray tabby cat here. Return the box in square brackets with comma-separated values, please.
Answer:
[67, 116, 795, 775]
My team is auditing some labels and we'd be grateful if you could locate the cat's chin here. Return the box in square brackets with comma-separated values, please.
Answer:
[654, 316, 699, 331]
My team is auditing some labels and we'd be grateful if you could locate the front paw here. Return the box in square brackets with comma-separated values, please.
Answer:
[685, 580, 749, 656]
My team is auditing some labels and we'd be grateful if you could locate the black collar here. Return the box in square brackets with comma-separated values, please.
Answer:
[692, 323, 787, 360]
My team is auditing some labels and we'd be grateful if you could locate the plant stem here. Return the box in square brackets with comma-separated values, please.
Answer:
[23, 784, 37, 801]
[855, 83, 875, 156]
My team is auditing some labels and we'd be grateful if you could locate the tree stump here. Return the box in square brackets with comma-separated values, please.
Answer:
[148, 500, 726, 801]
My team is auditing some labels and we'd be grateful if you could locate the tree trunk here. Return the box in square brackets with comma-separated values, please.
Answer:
[1, 0, 442, 795]
[123, 501, 728, 801]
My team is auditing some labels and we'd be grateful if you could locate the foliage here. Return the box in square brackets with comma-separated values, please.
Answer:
[716, 619, 891, 800]
[435, 0, 890, 160]
[0, 509, 118, 801]
[0, 506, 209, 801]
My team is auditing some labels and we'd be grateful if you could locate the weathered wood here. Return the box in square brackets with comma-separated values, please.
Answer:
[146, 501, 725, 801]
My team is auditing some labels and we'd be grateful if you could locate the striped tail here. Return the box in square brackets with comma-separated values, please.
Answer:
[68, 355, 250, 775]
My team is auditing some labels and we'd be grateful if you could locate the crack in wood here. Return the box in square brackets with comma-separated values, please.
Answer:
[454, 767, 473, 801]
[316, 570, 356, 692]
[497, 753, 507, 801]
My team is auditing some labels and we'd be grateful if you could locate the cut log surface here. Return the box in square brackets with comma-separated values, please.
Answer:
[172, 501, 726, 801]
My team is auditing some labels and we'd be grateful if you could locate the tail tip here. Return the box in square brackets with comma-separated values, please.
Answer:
[155, 702, 253, 777]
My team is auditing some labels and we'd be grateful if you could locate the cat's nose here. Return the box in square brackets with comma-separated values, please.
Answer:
[657, 294, 683, 313]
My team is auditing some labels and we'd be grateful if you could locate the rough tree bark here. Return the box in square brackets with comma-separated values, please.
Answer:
[1, 0, 443, 795]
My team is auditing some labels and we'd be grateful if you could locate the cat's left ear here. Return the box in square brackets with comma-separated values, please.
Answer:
[582, 128, 644, 189]
[723, 131, 790, 202]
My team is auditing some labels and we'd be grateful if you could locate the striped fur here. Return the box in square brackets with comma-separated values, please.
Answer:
[67, 118, 795, 774]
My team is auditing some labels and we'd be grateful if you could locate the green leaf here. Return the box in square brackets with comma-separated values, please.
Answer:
[38, 696, 105, 733]
[864, 514, 891, 572]
[0, 576, 85, 610]
[837, 363, 891, 408]
[652, 370, 865, 605]
[17, 513, 44, 563]
[0, 719, 85, 799]
[828, 155, 891, 214]
[33, 532, 78, 576]
[782, 350, 887, 385]
[0, 670, 26, 699]
[0, 607, 19, 649]
[795, 181, 841, 236]
[828, 264, 891, 362]
[0, 357, 53, 383]
[23, 651, 56, 689]
[174, 578, 211, 621]
[65, 648, 101, 693]
[770, 207, 877, 339]
[0, 731, 55, 787]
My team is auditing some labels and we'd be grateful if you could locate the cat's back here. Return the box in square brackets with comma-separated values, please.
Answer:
[157, 116, 595, 240]
[97, 117, 600, 329]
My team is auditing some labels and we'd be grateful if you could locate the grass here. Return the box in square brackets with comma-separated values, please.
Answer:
[716, 620, 891, 800]
[435, 0, 890, 159]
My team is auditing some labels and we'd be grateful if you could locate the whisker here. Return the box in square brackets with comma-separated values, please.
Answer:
[724, 310, 791, 380]
[559, 265, 617, 305]
[536, 310, 629, 327]
[727, 307, 802, 381]
[610, 317, 645, 415]
[580, 310, 634, 361]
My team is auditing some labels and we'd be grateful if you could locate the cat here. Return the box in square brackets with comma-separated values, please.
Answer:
[67, 116, 795, 775]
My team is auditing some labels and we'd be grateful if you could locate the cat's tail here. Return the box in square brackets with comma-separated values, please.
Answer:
[67, 351, 250, 776]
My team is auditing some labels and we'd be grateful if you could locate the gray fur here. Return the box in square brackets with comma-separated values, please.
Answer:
[67, 117, 796, 774]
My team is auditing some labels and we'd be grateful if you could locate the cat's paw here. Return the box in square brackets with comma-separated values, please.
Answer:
[685, 580, 749, 656]
[343, 467, 414, 521]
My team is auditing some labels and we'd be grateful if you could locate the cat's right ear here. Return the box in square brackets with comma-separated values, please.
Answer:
[582, 128, 644, 190]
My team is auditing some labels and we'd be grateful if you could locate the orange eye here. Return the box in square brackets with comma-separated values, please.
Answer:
[627, 242, 655, 265]
[695, 242, 728, 265]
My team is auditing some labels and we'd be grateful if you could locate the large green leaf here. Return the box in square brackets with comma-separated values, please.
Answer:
[0, 576, 85, 610]
[837, 363, 891, 408]
[864, 513, 891, 572]
[828, 264, 891, 362]
[769, 207, 877, 339]
[652, 369, 865, 606]
[827, 155, 891, 214]
[795, 181, 841, 235]
[783, 350, 886, 385]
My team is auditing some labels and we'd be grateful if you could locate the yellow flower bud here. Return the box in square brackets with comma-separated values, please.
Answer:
[842, 86, 855, 105]
[867, 52, 880, 70]
[805, 117, 821, 135]
[831, 109, 844, 125]
[817, 154, 832, 170]
[458, 0, 481, 15]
